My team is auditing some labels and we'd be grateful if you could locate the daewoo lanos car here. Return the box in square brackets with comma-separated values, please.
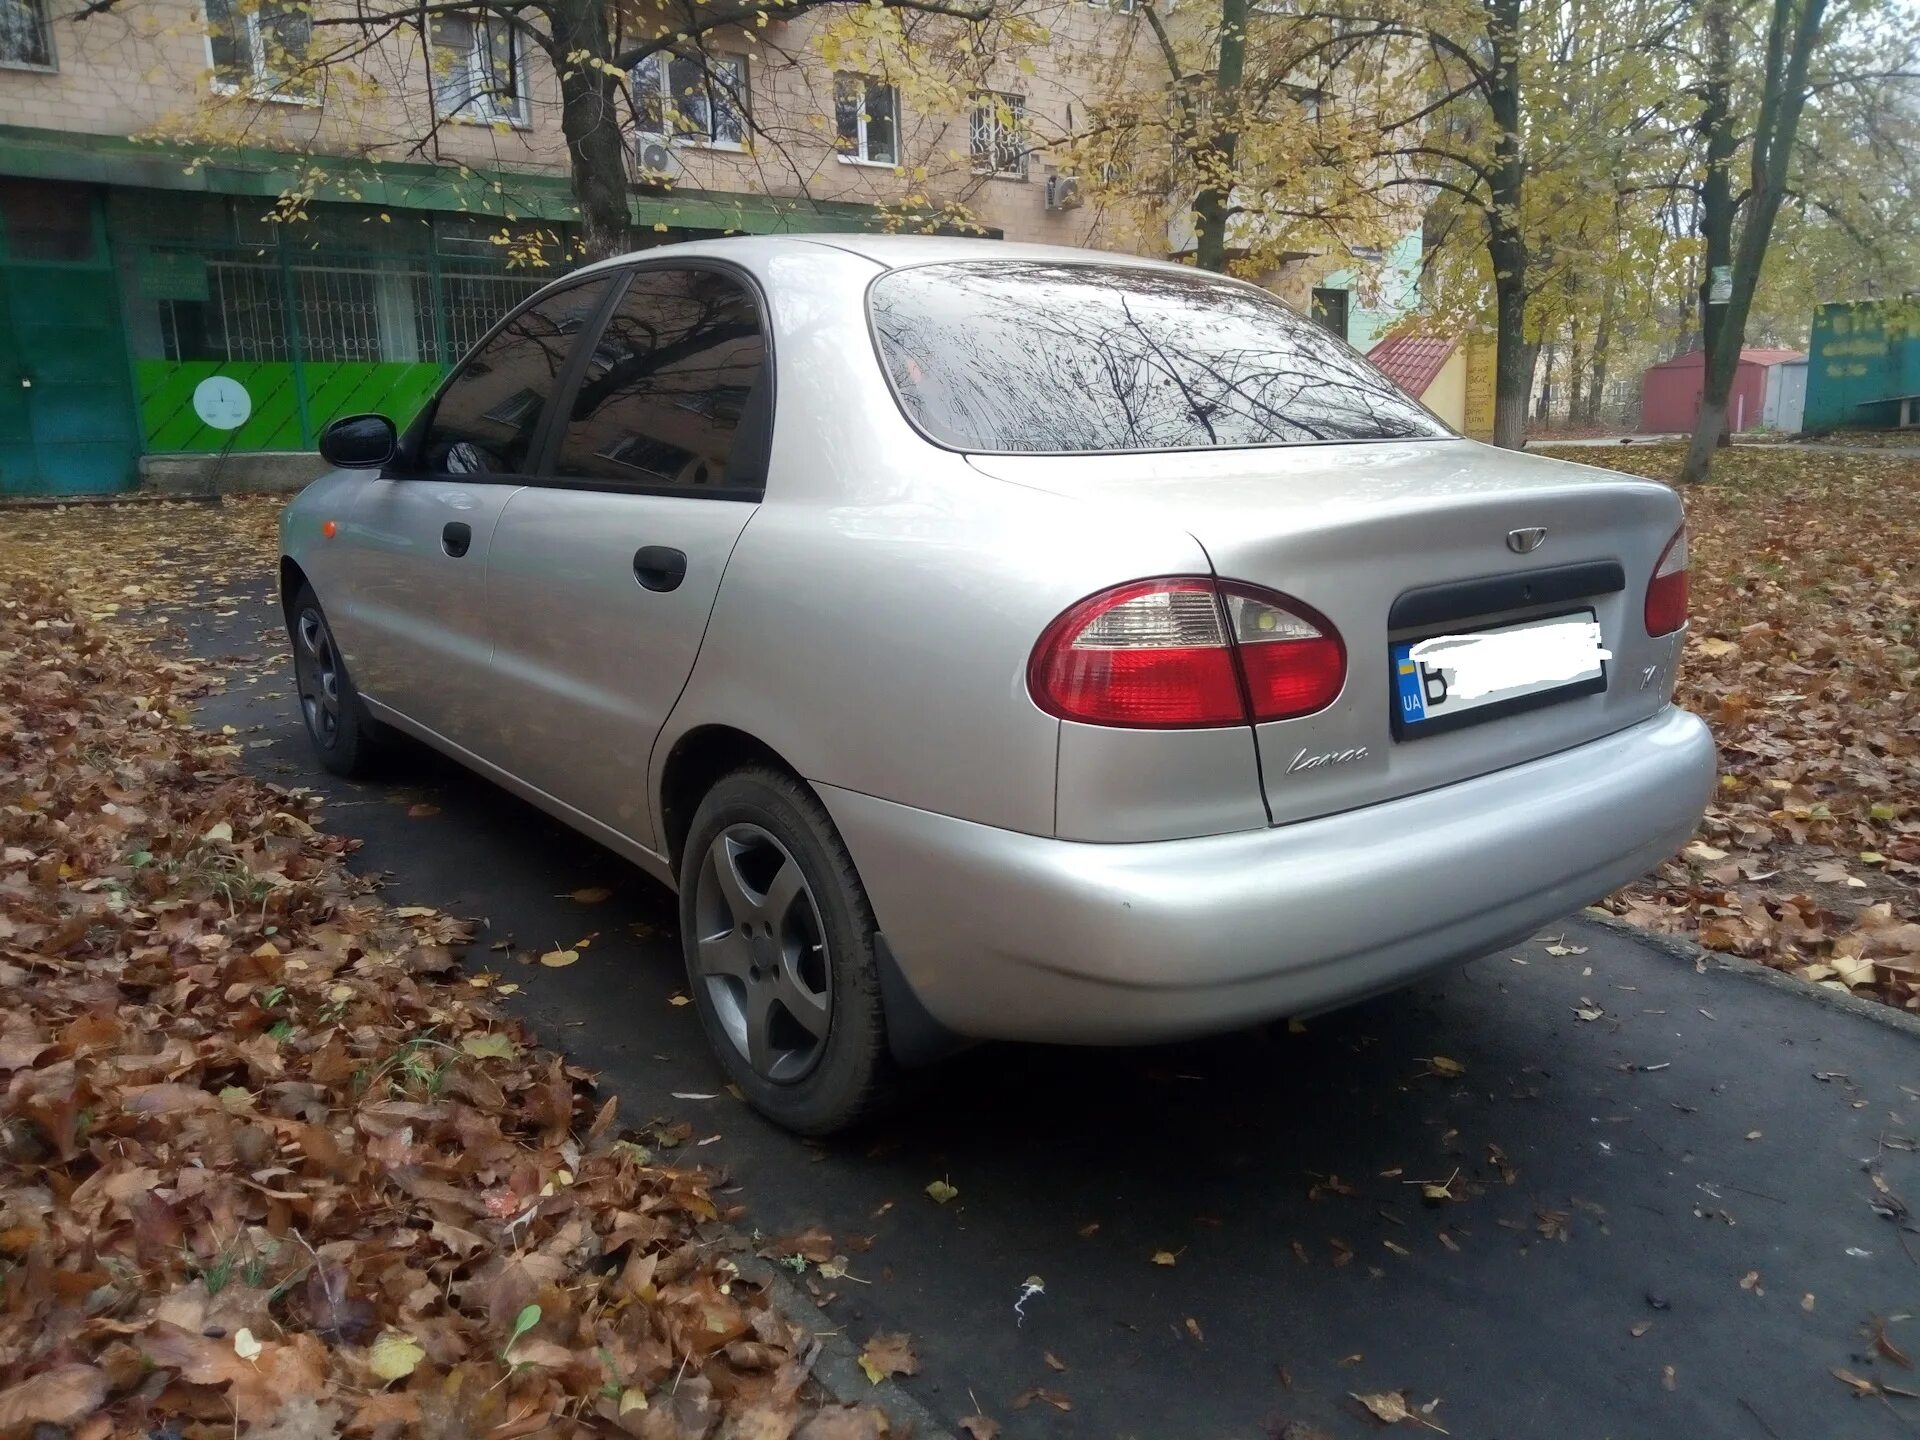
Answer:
[281, 236, 1715, 1133]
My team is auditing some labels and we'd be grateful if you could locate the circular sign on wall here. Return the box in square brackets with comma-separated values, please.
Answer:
[192, 375, 252, 431]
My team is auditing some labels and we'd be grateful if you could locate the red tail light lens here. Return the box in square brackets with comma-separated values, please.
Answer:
[1222, 586, 1348, 721]
[1029, 578, 1346, 728]
[1644, 524, 1689, 636]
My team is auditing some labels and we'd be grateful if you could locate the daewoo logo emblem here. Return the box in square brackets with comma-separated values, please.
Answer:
[1507, 527, 1548, 554]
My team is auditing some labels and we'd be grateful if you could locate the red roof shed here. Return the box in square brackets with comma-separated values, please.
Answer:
[1640, 348, 1805, 435]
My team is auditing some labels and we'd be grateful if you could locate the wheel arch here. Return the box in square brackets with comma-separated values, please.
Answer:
[279, 555, 310, 631]
[656, 724, 807, 872]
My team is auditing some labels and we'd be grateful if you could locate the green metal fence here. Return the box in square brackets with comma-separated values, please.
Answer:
[110, 194, 565, 452]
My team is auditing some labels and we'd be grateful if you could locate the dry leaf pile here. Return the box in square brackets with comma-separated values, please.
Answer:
[0, 572, 887, 1437]
[1542, 445, 1920, 1010]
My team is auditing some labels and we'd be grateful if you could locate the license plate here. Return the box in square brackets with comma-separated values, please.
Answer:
[1392, 609, 1608, 738]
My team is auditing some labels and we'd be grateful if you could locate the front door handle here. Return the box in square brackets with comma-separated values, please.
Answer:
[442, 521, 472, 558]
[633, 545, 687, 592]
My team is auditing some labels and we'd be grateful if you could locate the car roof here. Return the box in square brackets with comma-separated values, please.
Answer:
[567, 231, 1194, 281]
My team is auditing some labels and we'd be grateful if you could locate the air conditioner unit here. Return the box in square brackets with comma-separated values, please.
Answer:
[1045, 173, 1083, 211]
[635, 136, 681, 189]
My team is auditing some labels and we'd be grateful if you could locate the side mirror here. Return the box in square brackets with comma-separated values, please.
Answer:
[319, 413, 397, 469]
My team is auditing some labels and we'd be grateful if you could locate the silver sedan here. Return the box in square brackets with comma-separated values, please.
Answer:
[280, 236, 1714, 1133]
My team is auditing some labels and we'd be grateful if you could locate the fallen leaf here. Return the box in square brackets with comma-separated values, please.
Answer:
[1150, 1250, 1178, 1266]
[1427, 1055, 1466, 1078]
[234, 1327, 263, 1360]
[461, 1032, 517, 1060]
[367, 1331, 424, 1382]
[958, 1417, 1001, 1440]
[570, 885, 613, 903]
[538, 948, 579, 967]
[925, 1178, 958, 1204]
[1012, 1388, 1072, 1412]
[1043, 1350, 1067, 1371]
[406, 803, 439, 818]
[0, 1364, 110, 1429]
[857, 1331, 917, 1384]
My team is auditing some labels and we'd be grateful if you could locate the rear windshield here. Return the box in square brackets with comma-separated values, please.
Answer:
[868, 260, 1452, 454]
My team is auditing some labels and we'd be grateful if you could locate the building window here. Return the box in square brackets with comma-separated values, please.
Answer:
[1310, 287, 1350, 343]
[1085, 0, 1138, 12]
[834, 73, 899, 166]
[969, 92, 1027, 179]
[632, 51, 748, 149]
[432, 16, 529, 126]
[205, 0, 312, 94]
[0, 0, 54, 69]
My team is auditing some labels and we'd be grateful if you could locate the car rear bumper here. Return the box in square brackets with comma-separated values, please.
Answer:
[821, 706, 1715, 1046]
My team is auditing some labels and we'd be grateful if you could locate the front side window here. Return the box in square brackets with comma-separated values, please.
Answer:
[0, 0, 53, 69]
[553, 267, 766, 493]
[432, 15, 528, 125]
[632, 52, 748, 148]
[420, 277, 615, 475]
[206, 0, 312, 93]
[969, 91, 1027, 178]
[834, 72, 898, 165]
[869, 261, 1451, 453]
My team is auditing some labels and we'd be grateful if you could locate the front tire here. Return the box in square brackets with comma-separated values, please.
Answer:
[288, 583, 382, 779]
[678, 767, 895, 1135]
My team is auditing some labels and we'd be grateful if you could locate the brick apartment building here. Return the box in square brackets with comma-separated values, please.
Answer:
[0, 0, 1401, 494]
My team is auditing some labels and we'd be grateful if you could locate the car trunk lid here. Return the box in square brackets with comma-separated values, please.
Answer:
[968, 438, 1687, 827]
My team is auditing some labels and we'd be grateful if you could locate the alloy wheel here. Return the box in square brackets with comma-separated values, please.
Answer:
[294, 607, 342, 749]
[691, 823, 833, 1083]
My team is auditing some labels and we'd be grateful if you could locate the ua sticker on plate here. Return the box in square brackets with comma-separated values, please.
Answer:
[1394, 610, 1608, 736]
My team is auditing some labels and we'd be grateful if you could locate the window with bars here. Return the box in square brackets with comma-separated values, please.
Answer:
[833, 72, 899, 166]
[205, 0, 313, 94]
[0, 0, 54, 69]
[431, 15, 529, 125]
[969, 92, 1027, 178]
[632, 51, 748, 148]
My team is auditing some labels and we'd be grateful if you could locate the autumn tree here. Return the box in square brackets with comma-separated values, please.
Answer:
[1061, 3, 1416, 293]
[1679, 0, 1917, 479]
[90, 0, 1055, 262]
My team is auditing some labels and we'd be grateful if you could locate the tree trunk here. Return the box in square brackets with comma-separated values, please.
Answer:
[1491, 251, 1531, 449]
[1682, 0, 1828, 482]
[553, 0, 632, 263]
[1586, 279, 1616, 424]
[1486, 0, 1531, 450]
[1191, 0, 1249, 273]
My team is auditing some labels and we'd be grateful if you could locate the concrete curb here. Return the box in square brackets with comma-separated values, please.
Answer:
[1578, 909, 1920, 1041]
[726, 1247, 958, 1439]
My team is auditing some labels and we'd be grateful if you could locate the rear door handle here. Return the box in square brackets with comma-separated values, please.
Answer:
[442, 521, 472, 558]
[633, 545, 687, 592]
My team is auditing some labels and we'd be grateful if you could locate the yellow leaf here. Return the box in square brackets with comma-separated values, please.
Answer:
[1151, 1250, 1177, 1266]
[925, 1178, 958, 1204]
[368, 1330, 424, 1381]
[539, 949, 579, 967]
[461, 1033, 516, 1060]
[232, 1327, 262, 1360]
[570, 886, 612, 904]
[1428, 1055, 1465, 1078]
[620, 1388, 648, 1414]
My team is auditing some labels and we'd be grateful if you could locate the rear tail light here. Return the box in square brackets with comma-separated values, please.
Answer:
[1644, 524, 1689, 636]
[1029, 578, 1346, 728]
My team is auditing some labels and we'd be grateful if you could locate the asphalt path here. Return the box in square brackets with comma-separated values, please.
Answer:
[179, 582, 1918, 1440]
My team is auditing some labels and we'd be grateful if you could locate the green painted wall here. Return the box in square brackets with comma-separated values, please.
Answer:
[137, 360, 445, 452]
[1803, 300, 1920, 431]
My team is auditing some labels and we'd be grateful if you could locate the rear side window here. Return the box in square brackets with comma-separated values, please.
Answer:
[868, 261, 1451, 454]
[420, 277, 615, 475]
[553, 267, 768, 493]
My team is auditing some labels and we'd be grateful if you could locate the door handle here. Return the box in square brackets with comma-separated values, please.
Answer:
[442, 521, 472, 558]
[633, 545, 687, 592]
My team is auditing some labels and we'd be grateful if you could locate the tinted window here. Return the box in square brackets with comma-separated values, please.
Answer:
[553, 268, 766, 492]
[421, 277, 614, 474]
[869, 261, 1451, 453]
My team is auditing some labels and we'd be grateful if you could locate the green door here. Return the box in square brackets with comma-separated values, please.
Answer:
[0, 180, 141, 495]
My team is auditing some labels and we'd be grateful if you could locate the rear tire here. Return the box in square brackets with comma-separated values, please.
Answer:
[288, 583, 383, 780]
[678, 766, 895, 1135]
